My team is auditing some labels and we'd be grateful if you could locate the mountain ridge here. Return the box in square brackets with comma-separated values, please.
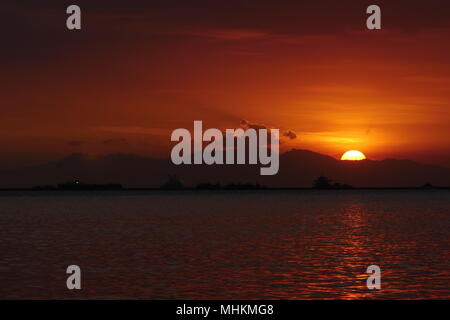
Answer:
[1, 149, 449, 188]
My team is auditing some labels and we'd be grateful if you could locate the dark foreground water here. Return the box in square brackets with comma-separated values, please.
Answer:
[0, 190, 449, 299]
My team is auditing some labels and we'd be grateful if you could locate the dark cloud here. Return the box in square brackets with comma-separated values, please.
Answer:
[67, 140, 84, 147]
[241, 120, 297, 140]
[3, 1, 449, 32]
[283, 130, 297, 140]
[240, 120, 268, 131]
[241, 120, 297, 141]
[2, 0, 449, 67]
[103, 138, 128, 144]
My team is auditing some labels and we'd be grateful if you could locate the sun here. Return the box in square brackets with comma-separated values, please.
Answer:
[341, 150, 366, 161]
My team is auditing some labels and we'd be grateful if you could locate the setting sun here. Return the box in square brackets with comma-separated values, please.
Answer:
[341, 150, 366, 161]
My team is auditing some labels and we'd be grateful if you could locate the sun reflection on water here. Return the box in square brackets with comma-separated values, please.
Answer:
[0, 190, 449, 299]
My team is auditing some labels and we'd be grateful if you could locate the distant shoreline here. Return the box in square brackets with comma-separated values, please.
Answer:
[0, 187, 449, 191]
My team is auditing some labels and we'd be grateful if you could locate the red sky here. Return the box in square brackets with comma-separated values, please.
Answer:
[1, 0, 449, 169]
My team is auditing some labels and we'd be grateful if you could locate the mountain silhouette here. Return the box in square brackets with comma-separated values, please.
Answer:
[0, 149, 449, 188]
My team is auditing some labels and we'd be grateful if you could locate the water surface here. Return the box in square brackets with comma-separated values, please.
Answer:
[0, 190, 449, 299]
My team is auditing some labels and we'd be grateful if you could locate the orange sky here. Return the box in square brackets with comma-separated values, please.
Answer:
[1, 0, 449, 169]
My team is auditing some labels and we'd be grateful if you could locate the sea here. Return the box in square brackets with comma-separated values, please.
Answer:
[0, 190, 449, 299]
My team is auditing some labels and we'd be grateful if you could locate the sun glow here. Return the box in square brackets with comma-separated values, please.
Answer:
[341, 150, 366, 161]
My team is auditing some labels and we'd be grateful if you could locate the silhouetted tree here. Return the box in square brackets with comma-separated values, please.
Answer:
[196, 183, 221, 190]
[160, 175, 184, 190]
[312, 176, 333, 189]
[32, 185, 57, 191]
[57, 180, 122, 190]
[312, 176, 353, 189]
[333, 182, 353, 189]
[224, 183, 264, 190]
[421, 182, 434, 189]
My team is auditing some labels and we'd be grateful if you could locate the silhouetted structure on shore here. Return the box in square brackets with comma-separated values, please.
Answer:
[312, 176, 353, 189]
[31, 185, 57, 191]
[58, 180, 122, 190]
[223, 183, 264, 190]
[25, 178, 447, 192]
[196, 182, 264, 190]
[160, 175, 185, 190]
[420, 182, 434, 189]
[32, 180, 123, 190]
[196, 183, 221, 190]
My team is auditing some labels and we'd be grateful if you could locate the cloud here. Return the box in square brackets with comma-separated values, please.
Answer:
[185, 28, 271, 40]
[67, 140, 84, 147]
[241, 120, 298, 141]
[96, 126, 168, 135]
[283, 130, 297, 140]
[403, 76, 450, 84]
[240, 120, 268, 131]
[103, 138, 128, 144]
